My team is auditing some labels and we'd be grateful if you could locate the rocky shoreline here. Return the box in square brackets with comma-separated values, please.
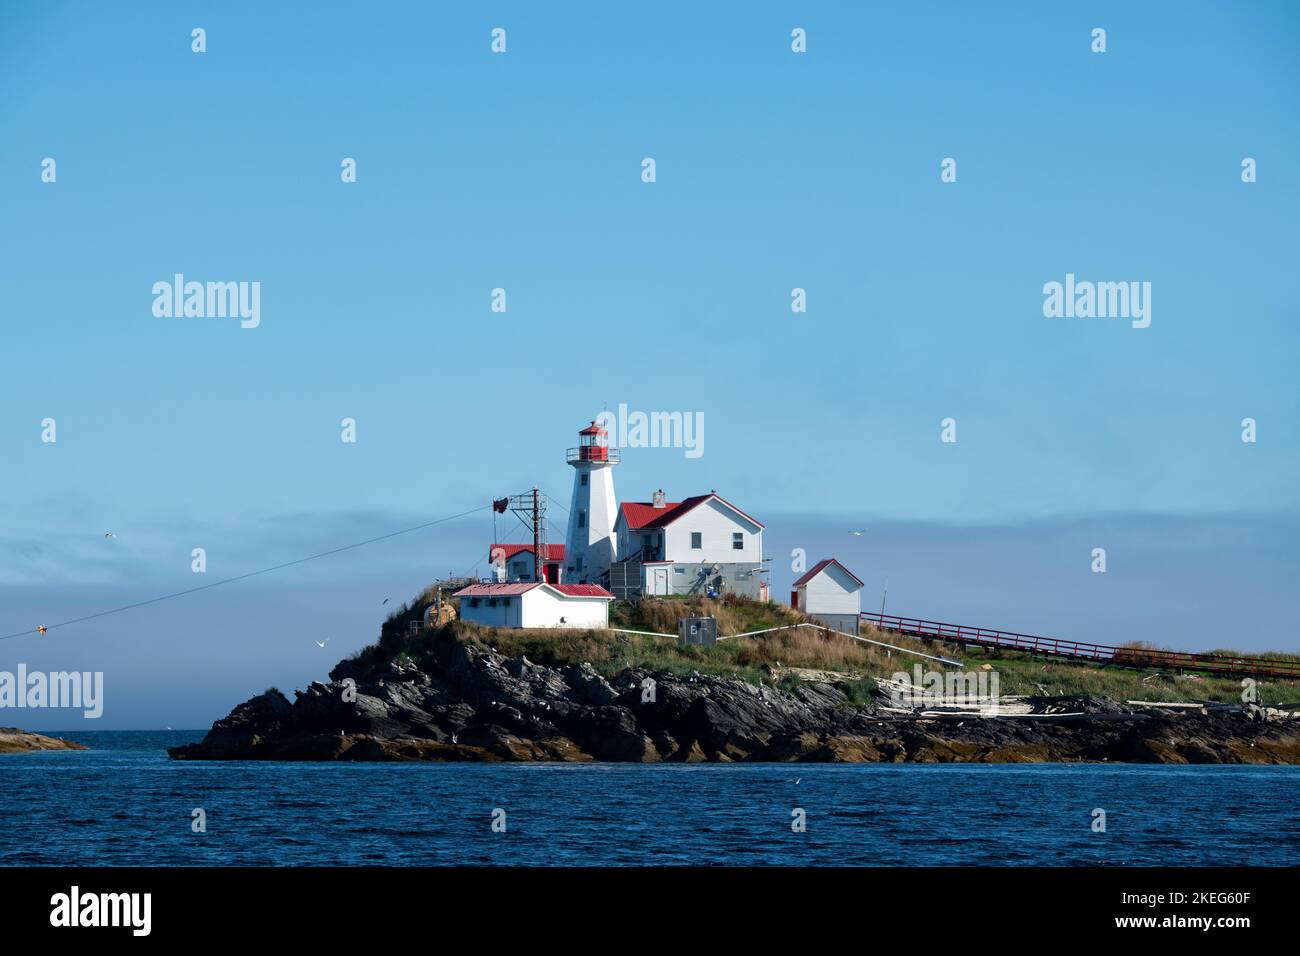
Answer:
[0, 727, 88, 754]
[167, 627, 1300, 764]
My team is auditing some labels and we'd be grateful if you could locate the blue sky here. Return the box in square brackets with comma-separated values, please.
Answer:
[1, 2, 1297, 727]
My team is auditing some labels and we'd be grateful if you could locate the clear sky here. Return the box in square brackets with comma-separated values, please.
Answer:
[1, 2, 1297, 727]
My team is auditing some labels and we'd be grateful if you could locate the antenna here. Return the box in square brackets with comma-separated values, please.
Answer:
[506, 488, 548, 582]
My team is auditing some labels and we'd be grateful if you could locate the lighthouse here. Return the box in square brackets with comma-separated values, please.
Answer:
[564, 420, 620, 583]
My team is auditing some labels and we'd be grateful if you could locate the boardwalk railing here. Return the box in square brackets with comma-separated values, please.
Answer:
[860, 612, 1300, 681]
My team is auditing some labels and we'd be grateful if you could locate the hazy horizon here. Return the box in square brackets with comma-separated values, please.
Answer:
[6, 503, 1297, 729]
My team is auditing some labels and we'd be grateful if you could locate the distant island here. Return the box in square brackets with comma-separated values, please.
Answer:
[168, 592, 1300, 764]
[0, 728, 87, 754]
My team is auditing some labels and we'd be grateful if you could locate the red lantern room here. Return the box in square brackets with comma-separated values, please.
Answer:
[567, 421, 620, 464]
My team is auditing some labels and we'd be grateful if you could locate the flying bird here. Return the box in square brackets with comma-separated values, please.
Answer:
[315, 640, 328, 648]
[381, 598, 390, 605]
[104, 532, 117, 539]
[37, 625, 47, 637]
[848, 530, 866, 536]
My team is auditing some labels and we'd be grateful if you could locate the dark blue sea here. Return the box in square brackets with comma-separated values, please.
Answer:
[2, 731, 1297, 866]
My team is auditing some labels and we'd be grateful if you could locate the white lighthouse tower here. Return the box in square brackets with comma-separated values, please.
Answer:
[565, 420, 619, 584]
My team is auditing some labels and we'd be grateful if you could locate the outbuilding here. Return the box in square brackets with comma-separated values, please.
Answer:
[453, 581, 614, 630]
[791, 559, 864, 635]
[488, 543, 565, 583]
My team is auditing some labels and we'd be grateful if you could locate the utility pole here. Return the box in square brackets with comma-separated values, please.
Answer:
[506, 488, 548, 583]
[532, 486, 543, 582]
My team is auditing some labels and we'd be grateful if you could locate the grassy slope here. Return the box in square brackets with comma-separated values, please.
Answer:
[368, 592, 1300, 709]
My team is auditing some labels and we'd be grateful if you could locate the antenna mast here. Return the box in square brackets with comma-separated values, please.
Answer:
[507, 487, 547, 583]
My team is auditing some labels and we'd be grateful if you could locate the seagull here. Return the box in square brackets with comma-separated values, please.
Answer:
[381, 598, 390, 605]
[104, 532, 117, 539]
[315, 640, 328, 648]
[451, 733, 458, 744]
[37, 625, 46, 637]
[848, 530, 867, 536]
[790, 778, 801, 785]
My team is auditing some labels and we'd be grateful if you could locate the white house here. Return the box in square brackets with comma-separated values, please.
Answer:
[608, 490, 766, 599]
[453, 581, 614, 630]
[489, 543, 565, 584]
[791, 559, 864, 635]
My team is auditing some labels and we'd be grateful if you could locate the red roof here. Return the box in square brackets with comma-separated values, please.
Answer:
[454, 583, 537, 597]
[454, 582, 614, 600]
[550, 583, 614, 599]
[792, 558, 865, 589]
[578, 421, 606, 436]
[619, 500, 684, 529]
[619, 493, 765, 531]
[489, 543, 565, 562]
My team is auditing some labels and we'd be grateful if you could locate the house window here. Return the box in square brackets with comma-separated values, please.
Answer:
[691, 532, 702, 549]
[674, 567, 686, 574]
[732, 532, 744, 550]
[581, 473, 588, 486]
[470, 598, 481, 607]
[578, 510, 586, 528]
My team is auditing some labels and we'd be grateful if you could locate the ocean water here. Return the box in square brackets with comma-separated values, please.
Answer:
[2, 731, 1297, 866]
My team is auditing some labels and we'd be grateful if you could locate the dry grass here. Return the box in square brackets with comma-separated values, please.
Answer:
[1204, 648, 1300, 663]
[457, 623, 617, 668]
[733, 628, 872, 670]
[611, 594, 806, 633]
[1117, 639, 1168, 651]
[626, 597, 732, 634]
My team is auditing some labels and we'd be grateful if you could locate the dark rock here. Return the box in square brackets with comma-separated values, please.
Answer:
[0, 728, 89, 754]
[167, 633, 1300, 764]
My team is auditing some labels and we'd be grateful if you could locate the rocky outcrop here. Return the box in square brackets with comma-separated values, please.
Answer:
[167, 629, 1300, 764]
[0, 727, 88, 754]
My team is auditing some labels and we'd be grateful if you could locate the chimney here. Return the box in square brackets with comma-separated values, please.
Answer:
[652, 489, 666, 509]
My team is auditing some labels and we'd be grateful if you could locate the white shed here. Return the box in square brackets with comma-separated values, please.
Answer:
[791, 559, 864, 635]
[453, 582, 614, 630]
